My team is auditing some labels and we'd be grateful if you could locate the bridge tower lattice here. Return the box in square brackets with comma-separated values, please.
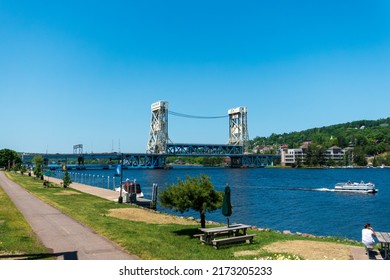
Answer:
[73, 144, 83, 155]
[146, 101, 169, 153]
[228, 107, 249, 152]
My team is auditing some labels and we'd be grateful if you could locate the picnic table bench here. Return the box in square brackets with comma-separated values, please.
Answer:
[376, 231, 390, 259]
[194, 224, 255, 249]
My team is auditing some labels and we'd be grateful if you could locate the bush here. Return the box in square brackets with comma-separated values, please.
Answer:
[63, 171, 72, 188]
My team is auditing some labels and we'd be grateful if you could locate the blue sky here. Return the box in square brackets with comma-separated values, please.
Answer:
[1, 0, 389, 153]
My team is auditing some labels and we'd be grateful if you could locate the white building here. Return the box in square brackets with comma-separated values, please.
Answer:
[281, 147, 305, 166]
[324, 146, 345, 162]
[281, 144, 349, 166]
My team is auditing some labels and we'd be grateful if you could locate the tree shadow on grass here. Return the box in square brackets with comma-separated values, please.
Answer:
[173, 228, 200, 238]
[0, 251, 78, 260]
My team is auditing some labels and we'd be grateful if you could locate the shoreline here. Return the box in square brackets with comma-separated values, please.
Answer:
[42, 164, 390, 171]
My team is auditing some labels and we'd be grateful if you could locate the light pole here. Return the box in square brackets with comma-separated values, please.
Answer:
[118, 154, 124, 204]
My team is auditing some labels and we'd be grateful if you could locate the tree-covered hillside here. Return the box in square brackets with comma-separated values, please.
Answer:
[250, 118, 390, 165]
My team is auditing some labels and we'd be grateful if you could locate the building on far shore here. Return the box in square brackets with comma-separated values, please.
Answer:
[280, 147, 305, 166]
[324, 146, 344, 162]
[280, 142, 351, 166]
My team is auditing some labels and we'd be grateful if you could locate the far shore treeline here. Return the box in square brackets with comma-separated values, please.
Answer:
[1, 117, 390, 169]
[249, 117, 390, 167]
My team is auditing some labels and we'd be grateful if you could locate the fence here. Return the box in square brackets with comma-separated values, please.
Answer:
[53, 171, 117, 190]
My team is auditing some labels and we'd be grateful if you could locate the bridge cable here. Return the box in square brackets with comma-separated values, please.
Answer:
[169, 110, 228, 119]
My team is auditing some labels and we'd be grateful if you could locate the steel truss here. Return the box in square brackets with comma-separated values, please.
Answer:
[228, 107, 249, 151]
[123, 153, 166, 168]
[166, 143, 243, 156]
[146, 101, 169, 154]
[23, 152, 278, 169]
[230, 154, 278, 167]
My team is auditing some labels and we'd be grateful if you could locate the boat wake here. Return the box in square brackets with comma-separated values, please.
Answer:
[314, 188, 334, 192]
[283, 187, 377, 194]
[278, 187, 331, 192]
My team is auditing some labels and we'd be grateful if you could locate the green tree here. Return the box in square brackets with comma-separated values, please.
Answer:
[308, 144, 326, 166]
[63, 171, 72, 188]
[0, 148, 21, 169]
[353, 147, 368, 166]
[32, 155, 44, 179]
[20, 165, 27, 174]
[160, 174, 223, 228]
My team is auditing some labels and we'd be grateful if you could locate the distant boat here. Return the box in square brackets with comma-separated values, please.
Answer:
[334, 181, 378, 194]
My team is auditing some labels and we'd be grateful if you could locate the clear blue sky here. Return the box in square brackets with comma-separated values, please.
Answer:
[1, 0, 389, 153]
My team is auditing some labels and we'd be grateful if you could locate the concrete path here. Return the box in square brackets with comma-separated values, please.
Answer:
[0, 172, 139, 260]
[45, 175, 120, 202]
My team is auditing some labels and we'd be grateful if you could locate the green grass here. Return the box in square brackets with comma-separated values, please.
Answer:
[0, 181, 52, 259]
[4, 172, 361, 260]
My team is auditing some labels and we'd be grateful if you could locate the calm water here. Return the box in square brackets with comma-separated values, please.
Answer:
[54, 167, 390, 241]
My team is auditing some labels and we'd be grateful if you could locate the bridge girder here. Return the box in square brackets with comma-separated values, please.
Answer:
[166, 143, 243, 156]
[22, 152, 279, 168]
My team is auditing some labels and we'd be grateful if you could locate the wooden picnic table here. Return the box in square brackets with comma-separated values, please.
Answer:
[195, 224, 255, 249]
[376, 232, 390, 259]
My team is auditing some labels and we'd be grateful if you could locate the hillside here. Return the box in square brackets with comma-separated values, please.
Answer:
[250, 117, 390, 166]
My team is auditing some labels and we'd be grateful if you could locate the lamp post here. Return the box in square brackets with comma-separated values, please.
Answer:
[118, 154, 124, 204]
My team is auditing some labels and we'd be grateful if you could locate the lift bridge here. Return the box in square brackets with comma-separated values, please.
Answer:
[22, 101, 279, 169]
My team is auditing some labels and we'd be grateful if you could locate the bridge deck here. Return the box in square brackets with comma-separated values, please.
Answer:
[166, 143, 243, 155]
[21, 145, 280, 168]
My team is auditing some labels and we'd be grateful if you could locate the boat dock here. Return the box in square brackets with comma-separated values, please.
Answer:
[45, 176, 158, 209]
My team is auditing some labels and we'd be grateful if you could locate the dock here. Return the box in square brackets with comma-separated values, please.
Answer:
[123, 194, 157, 209]
[45, 176, 158, 210]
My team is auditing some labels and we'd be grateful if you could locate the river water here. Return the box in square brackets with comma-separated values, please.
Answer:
[53, 167, 390, 241]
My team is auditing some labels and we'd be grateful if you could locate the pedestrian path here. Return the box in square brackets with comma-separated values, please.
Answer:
[0, 172, 139, 260]
[46, 175, 120, 201]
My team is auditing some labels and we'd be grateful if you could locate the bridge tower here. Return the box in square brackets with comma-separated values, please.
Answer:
[73, 144, 84, 166]
[228, 107, 249, 152]
[73, 144, 83, 155]
[146, 101, 169, 153]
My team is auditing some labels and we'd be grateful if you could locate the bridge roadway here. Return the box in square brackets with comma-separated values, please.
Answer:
[22, 143, 280, 168]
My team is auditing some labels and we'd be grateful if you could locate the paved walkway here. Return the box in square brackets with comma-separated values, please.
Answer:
[0, 172, 139, 260]
[45, 175, 120, 201]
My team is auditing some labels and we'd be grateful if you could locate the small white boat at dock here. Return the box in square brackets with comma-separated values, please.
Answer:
[334, 181, 378, 194]
[115, 179, 144, 198]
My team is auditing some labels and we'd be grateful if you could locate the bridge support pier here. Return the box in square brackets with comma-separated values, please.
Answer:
[230, 156, 243, 168]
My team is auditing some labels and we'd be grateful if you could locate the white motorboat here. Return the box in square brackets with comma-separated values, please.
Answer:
[115, 179, 144, 198]
[334, 181, 378, 193]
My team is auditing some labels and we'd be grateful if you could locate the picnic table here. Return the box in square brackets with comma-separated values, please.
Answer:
[195, 224, 255, 249]
[376, 232, 390, 259]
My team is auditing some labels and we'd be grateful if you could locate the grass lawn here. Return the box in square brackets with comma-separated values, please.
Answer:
[0, 181, 52, 259]
[5, 172, 361, 260]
